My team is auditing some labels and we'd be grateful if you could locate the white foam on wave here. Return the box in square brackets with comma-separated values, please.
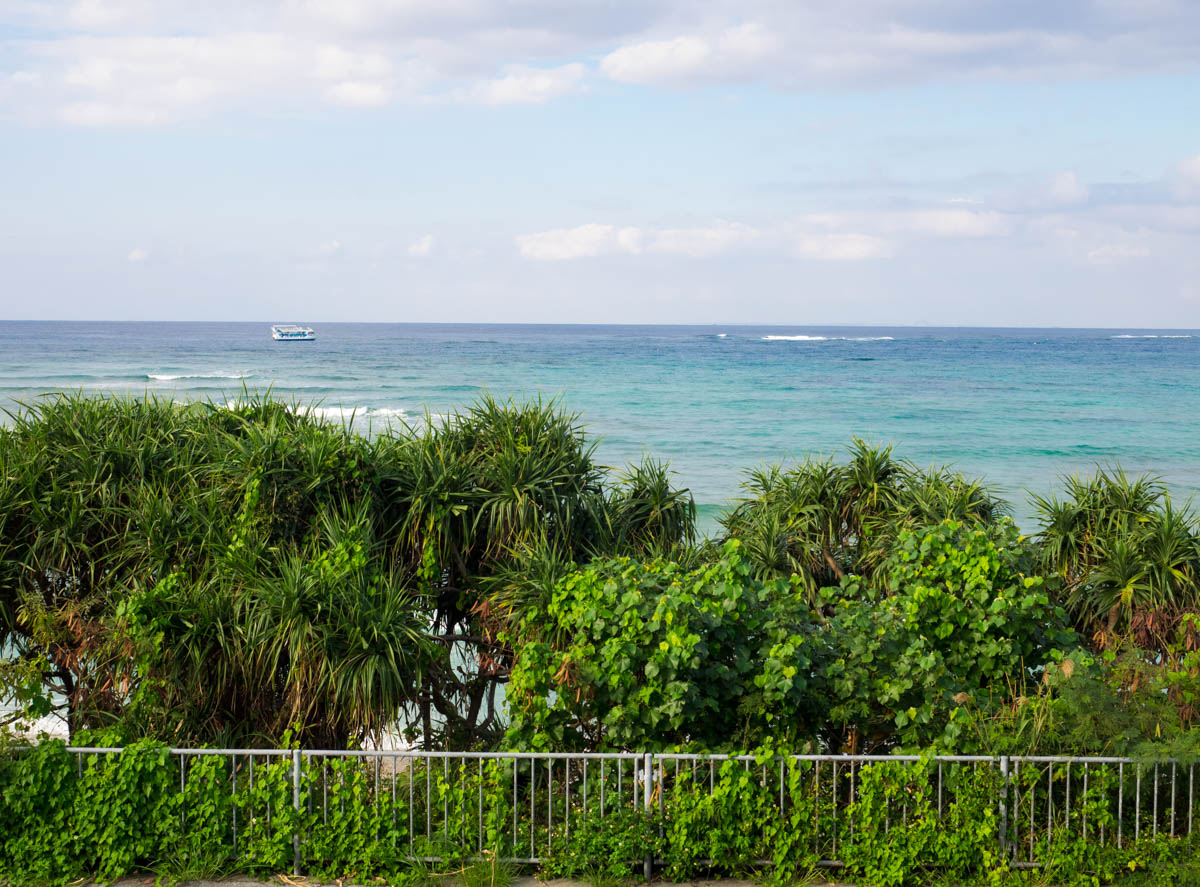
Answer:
[222, 401, 409, 424]
[301, 405, 410, 423]
[717, 333, 727, 338]
[1111, 334, 1193, 339]
[762, 335, 895, 342]
[148, 372, 251, 381]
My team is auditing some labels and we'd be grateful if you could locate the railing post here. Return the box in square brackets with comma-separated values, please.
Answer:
[292, 749, 302, 876]
[999, 755, 1010, 861]
[643, 753, 654, 880]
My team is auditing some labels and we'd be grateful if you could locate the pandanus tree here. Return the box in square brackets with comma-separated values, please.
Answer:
[0, 394, 205, 734]
[1031, 468, 1200, 657]
[1, 391, 698, 748]
[124, 498, 429, 747]
[0, 392, 431, 746]
[371, 397, 608, 746]
[719, 440, 1006, 590]
[374, 397, 697, 747]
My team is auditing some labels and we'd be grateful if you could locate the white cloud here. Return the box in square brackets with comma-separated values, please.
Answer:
[602, 35, 711, 84]
[67, 0, 152, 29]
[37, 33, 301, 124]
[408, 234, 436, 257]
[649, 221, 758, 257]
[982, 170, 1097, 214]
[518, 220, 897, 261]
[717, 22, 780, 64]
[1088, 243, 1150, 264]
[127, 246, 148, 262]
[458, 63, 585, 105]
[1176, 154, 1200, 181]
[10, 1, 1200, 125]
[11, 31, 441, 124]
[1063, 202, 1200, 237]
[24, 30, 569, 118]
[318, 239, 342, 254]
[905, 209, 1013, 237]
[1048, 171, 1090, 206]
[313, 45, 391, 82]
[510, 160, 1200, 270]
[596, 5, 1200, 89]
[1169, 154, 1200, 201]
[60, 101, 166, 125]
[779, 208, 1015, 241]
[794, 233, 895, 260]
[516, 221, 763, 260]
[324, 80, 388, 106]
[516, 224, 643, 260]
[601, 23, 780, 85]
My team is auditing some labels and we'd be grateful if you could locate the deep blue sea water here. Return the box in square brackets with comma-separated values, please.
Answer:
[3, 321, 1199, 533]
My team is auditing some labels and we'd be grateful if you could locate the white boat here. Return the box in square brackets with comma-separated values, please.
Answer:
[272, 324, 315, 341]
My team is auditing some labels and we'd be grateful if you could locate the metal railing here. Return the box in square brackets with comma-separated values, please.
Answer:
[46, 748, 1200, 876]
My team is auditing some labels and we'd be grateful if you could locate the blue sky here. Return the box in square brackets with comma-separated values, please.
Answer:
[2, 0, 1199, 325]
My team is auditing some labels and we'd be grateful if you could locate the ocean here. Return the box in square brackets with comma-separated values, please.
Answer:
[3, 321, 1199, 534]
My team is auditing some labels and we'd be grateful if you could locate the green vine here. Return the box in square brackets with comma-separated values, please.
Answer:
[1, 741, 1198, 886]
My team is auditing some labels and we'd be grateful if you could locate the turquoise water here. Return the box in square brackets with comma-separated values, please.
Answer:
[3, 321, 1199, 533]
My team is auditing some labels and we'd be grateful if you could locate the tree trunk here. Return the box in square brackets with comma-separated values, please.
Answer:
[420, 683, 433, 751]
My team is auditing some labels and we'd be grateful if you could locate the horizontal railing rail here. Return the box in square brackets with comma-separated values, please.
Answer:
[8, 747, 1195, 876]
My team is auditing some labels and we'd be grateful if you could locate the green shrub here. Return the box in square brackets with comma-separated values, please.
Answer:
[2, 741, 1200, 886]
[818, 520, 1075, 752]
[841, 758, 1004, 886]
[504, 541, 822, 751]
[0, 740, 82, 885]
[541, 807, 657, 885]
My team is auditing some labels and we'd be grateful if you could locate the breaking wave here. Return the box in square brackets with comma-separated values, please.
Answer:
[147, 372, 251, 381]
[761, 335, 895, 342]
[222, 402, 409, 424]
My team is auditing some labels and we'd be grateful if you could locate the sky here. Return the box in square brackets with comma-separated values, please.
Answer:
[1, 0, 1199, 325]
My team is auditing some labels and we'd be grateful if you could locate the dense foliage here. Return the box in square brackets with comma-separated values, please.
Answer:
[504, 543, 821, 751]
[0, 393, 692, 748]
[1033, 469, 1200, 657]
[2, 392, 1200, 762]
[506, 521, 1073, 754]
[816, 520, 1073, 752]
[719, 440, 1005, 588]
[1, 739, 1198, 887]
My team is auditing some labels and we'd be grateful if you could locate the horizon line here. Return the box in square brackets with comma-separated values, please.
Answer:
[3, 319, 1198, 331]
